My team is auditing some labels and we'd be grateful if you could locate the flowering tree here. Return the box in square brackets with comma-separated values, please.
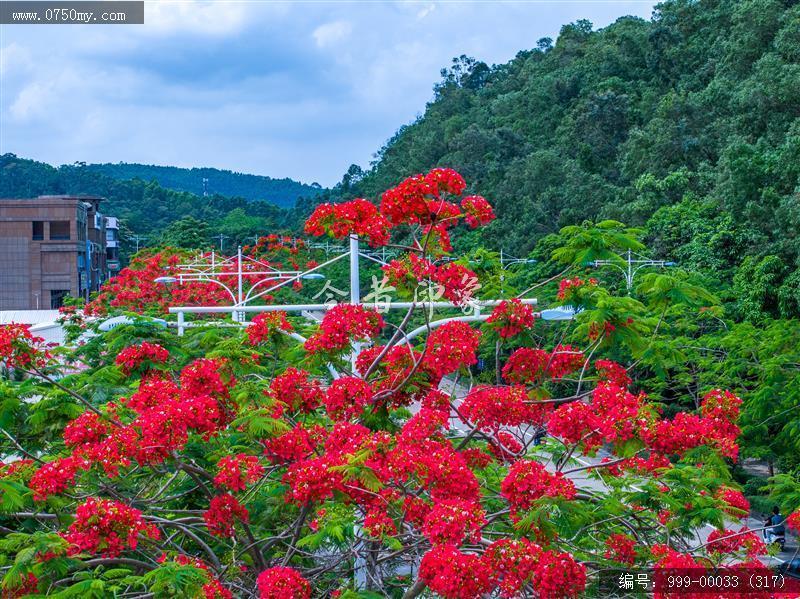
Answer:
[1, 169, 798, 598]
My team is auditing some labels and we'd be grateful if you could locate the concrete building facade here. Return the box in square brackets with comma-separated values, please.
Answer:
[0, 195, 116, 309]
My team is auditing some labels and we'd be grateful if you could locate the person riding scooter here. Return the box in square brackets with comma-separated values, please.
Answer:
[764, 506, 786, 550]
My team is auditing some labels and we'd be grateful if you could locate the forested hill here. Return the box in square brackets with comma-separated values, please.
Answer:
[340, 0, 800, 320]
[0, 154, 290, 256]
[84, 163, 324, 208]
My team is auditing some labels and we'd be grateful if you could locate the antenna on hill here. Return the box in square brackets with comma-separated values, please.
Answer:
[202, 178, 209, 197]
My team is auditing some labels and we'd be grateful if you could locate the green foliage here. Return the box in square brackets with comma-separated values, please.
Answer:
[160, 216, 212, 250]
[552, 221, 644, 266]
[85, 162, 324, 208]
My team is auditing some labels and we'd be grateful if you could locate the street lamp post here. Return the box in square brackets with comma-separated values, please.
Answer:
[591, 249, 676, 292]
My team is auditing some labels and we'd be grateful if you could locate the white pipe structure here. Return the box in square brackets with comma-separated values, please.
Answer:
[168, 299, 539, 335]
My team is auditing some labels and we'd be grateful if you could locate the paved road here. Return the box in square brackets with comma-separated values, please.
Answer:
[438, 377, 798, 565]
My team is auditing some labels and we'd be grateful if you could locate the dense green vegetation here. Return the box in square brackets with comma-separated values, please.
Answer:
[0, 154, 292, 257]
[85, 162, 324, 208]
[330, 0, 800, 322]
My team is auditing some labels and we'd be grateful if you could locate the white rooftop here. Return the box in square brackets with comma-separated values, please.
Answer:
[0, 310, 61, 325]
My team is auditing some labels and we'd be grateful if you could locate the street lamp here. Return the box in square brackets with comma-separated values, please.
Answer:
[590, 250, 676, 292]
[540, 306, 578, 321]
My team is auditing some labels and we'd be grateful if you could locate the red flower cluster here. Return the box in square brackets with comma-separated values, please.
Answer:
[269, 368, 324, 413]
[501, 344, 585, 384]
[63, 411, 112, 448]
[462, 385, 547, 431]
[304, 304, 384, 355]
[0, 323, 50, 369]
[382, 256, 481, 306]
[644, 389, 741, 460]
[460, 195, 495, 228]
[716, 488, 750, 519]
[356, 344, 440, 408]
[594, 359, 631, 387]
[62, 497, 159, 557]
[282, 455, 343, 506]
[487, 431, 524, 463]
[531, 550, 587, 599]
[706, 527, 766, 557]
[547, 344, 585, 379]
[501, 460, 576, 518]
[256, 566, 311, 599]
[787, 510, 800, 533]
[86, 250, 231, 316]
[422, 321, 480, 377]
[434, 262, 481, 305]
[213, 454, 264, 492]
[304, 198, 392, 247]
[422, 499, 486, 546]
[604, 533, 637, 565]
[29, 455, 90, 501]
[380, 168, 466, 226]
[483, 538, 542, 598]
[502, 348, 550, 384]
[246, 311, 293, 345]
[419, 545, 489, 599]
[556, 277, 598, 300]
[204, 494, 249, 538]
[324, 376, 375, 420]
[115, 342, 169, 375]
[263, 425, 324, 464]
[548, 383, 647, 452]
[485, 299, 536, 338]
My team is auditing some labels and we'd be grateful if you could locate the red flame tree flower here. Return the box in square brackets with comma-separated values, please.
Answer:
[0, 169, 770, 599]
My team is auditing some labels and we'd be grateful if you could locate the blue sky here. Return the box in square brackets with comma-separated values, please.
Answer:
[0, 1, 657, 186]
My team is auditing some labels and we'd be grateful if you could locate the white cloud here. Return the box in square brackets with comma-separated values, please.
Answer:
[143, 0, 250, 36]
[312, 20, 353, 48]
[417, 3, 436, 20]
[0, 43, 34, 77]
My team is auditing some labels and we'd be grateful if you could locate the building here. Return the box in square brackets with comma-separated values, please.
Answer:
[0, 195, 116, 309]
[105, 216, 121, 275]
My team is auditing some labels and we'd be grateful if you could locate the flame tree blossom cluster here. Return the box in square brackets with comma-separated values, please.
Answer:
[305, 167, 495, 255]
[256, 567, 311, 599]
[501, 344, 585, 384]
[86, 250, 232, 316]
[382, 255, 482, 306]
[213, 454, 265, 492]
[485, 298, 537, 338]
[28, 355, 235, 500]
[421, 321, 480, 378]
[114, 341, 170, 375]
[3, 169, 780, 599]
[304, 304, 384, 355]
[501, 460, 577, 519]
[304, 198, 392, 247]
[62, 497, 160, 558]
[204, 494, 250, 538]
[0, 323, 50, 369]
[246, 311, 293, 345]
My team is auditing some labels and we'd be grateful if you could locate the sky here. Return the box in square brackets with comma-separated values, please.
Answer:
[0, 0, 657, 187]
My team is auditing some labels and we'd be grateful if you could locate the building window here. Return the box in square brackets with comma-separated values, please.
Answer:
[32, 221, 44, 240]
[50, 221, 70, 240]
[50, 290, 69, 309]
